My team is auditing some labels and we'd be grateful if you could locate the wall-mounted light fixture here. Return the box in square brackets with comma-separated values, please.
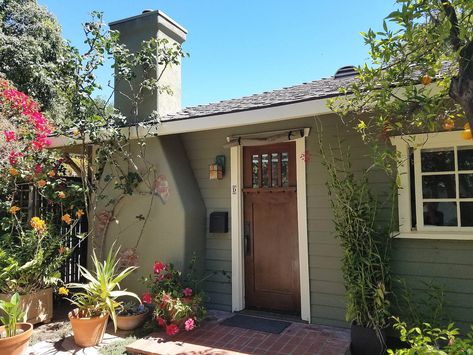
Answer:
[209, 155, 225, 180]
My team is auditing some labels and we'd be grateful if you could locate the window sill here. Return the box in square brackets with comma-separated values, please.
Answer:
[393, 231, 473, 241]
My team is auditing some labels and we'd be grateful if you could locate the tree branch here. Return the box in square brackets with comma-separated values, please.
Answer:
[440, 0, 462, 51]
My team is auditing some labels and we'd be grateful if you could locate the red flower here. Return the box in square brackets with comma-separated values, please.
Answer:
[156, 316, 166, 327]
[166, 323, 179, 336]
[142, 292, 152, 304]
[153, 261, 166, 274]
[183, 288, 193, 297]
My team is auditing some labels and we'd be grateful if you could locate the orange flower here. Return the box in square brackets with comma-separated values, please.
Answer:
[57, 191, 66, 199]
[463, 123, 472, 140]
[76, 209, 85, 218]
[30, 217, 46, 233]
[48, 171, 55, 178]
[9, 167, 18, 176]
[58, 245, 66, 255]
[37, 179, 47, 188]
[9, 206, 20, 215]
[61, 214, 72, 225]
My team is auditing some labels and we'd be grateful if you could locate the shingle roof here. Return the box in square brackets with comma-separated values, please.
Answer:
[161, 75, 356, 122]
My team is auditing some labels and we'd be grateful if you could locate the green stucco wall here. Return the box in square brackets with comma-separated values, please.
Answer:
[94, 135, 206, 296]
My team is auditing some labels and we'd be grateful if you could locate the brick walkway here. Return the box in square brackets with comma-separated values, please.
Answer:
[127, 314, 350, 355]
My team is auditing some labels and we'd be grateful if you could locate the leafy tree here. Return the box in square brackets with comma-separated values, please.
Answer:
[0, 0, 68, 112]
[331, 0, 473, 145]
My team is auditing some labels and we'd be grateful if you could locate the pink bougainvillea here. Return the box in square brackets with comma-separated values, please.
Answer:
[0, 79, 54, 173]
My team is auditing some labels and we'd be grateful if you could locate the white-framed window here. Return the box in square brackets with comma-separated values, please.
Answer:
[391, 131, 473, 239]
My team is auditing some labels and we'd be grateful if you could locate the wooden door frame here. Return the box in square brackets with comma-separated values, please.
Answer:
[230, 133, 311, 322]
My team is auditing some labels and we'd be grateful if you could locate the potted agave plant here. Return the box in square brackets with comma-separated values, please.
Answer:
[0, 293, 33, 355]
[66, 245, 140, 347]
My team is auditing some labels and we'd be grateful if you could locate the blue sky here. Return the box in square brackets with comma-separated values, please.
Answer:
[39, 1, 396, 108]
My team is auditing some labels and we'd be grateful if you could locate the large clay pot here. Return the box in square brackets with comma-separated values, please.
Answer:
[0, 323, 33, 355]
[116, 307, 149, 331]
[68, 309, 109, 347]
[0, 288, 53, 324]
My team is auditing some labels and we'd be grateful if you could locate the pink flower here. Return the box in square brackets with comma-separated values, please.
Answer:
[3, 131, 15, 142]
[166, 323, 179, 336]
[183, 288, 193, 297]
[142, 292, 152, 304]
[184, 318, 195, 332]
[153, 261, 166, 274]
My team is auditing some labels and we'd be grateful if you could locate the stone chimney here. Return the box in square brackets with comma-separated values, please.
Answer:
[109, 10, 187, 122]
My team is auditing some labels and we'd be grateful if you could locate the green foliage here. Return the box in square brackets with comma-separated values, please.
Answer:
[99, 336, 137, 355]
[0, 292, 25, 338]
[116, 301, 147, 316]
[0, 0, 69, 113]
[143, 256, 207, 332]
[319, 132, 393, 330]
[67, 244, 140, 331]
[394, 279, 448, 328]
[0, 222, 71, 294]
[387, 318, 473, 354]
[329, 0, 473, 172]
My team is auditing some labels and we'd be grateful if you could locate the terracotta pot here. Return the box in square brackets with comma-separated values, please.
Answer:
[0, 288, 53, 324]
[0, 323, 33, 355]
[117, 307, 149, 331]
[68, 309, 109, 347]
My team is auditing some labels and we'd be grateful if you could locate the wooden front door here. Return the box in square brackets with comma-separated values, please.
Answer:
[243, 142, 300, 314]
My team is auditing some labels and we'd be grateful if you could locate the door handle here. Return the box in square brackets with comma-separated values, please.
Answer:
[244, 222, 251, 256]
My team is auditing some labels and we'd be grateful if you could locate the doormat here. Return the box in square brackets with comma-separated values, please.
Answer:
[221, 314, 291, 334]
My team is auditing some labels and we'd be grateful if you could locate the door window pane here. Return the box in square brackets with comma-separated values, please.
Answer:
[459, 174, 473, 198]
[460, 202, 473, 227]
[281, 152, 289, 187]
[421, 149, 454, 172]
[261, 154, 269, 187]
[271, 153, 279, 187]
[252, 154, 259, 188]
[423, 202, 457, 226]
[458, 147, 473, 171]
[422, 175, 456, 198]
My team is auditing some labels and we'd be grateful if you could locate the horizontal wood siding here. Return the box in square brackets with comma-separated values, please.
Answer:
[391, 238, 473, 331]
[181, 115, 473, 330]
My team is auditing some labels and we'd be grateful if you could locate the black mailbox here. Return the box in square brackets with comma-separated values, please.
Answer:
[209, 212, 228, 233]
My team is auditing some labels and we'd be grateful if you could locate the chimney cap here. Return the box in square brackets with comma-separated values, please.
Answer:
[109, 9, 188, 36]
[334, 65, 358, 79]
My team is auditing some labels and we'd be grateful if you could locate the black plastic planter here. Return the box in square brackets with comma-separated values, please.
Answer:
[351, 322, 387, 355]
